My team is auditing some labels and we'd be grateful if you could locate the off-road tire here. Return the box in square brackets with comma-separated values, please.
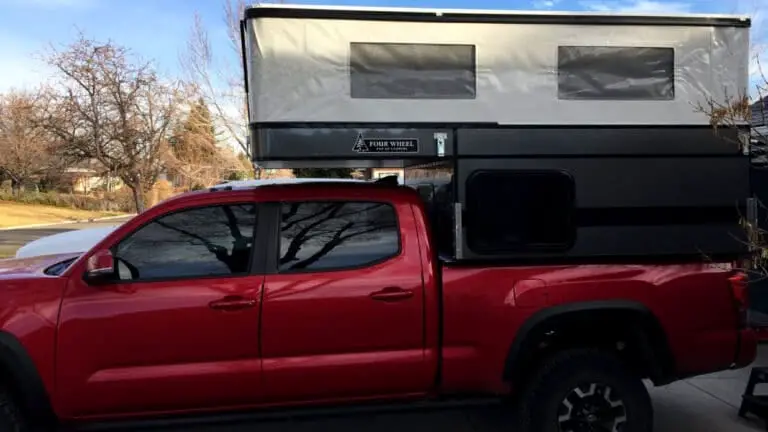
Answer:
[516, 348, 653, 432]
[0, 386, 27, 432]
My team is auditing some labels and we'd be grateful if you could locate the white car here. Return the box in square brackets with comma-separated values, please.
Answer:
[15, 225, 121, 258]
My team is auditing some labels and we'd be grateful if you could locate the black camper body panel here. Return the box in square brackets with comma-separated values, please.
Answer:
[253, 126, 454, 167]
[253, 124, 750, 261]
[453, 151, 748, 261]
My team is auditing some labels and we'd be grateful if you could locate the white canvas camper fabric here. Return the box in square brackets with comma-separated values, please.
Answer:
[246, 17, 749, 125]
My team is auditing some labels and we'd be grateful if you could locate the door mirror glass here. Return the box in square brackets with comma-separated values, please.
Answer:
[84, 249, 115, 284]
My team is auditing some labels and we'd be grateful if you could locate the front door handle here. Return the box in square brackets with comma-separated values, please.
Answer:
[209, 296, 257, 311]
[370, 287, 414, 302]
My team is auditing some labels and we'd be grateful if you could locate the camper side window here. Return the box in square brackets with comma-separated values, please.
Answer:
[349, 42, 476, 99]
[465, 170, 575, 254]
[557, 46, 674, 100]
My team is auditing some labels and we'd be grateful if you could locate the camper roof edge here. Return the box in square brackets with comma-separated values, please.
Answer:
[243, 3, 751, 28]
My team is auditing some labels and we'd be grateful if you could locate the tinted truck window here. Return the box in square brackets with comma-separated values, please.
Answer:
[279, 201, 399, 272]
[114, 204, 257, 280]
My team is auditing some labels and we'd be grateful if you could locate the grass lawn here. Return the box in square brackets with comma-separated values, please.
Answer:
[0, 201, 125, 229]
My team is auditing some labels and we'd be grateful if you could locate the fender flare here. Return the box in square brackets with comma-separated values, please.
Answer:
[0, 332, 56, 427]
[502, 300, 676, 384]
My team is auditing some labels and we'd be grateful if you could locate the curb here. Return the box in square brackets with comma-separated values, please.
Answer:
[0, 214, 135, 232]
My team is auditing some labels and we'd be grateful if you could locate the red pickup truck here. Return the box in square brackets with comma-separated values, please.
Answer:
[0, 179, 756, 432]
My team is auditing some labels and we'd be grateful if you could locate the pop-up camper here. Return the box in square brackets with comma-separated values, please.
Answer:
[241, 3, 753, 262]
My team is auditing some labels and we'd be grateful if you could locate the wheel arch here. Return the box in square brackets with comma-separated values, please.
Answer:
[0, 331, 57, 428]
[503, 300, 677, 387]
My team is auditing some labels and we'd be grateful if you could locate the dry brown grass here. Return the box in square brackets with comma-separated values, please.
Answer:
[0, 201, 124, 228]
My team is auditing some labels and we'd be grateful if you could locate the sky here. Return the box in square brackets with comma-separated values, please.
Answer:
[0, 0, 765, 93]
[0, 0, 765, 96]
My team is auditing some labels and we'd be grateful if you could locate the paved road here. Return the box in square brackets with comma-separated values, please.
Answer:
[0, 223, 766, 431]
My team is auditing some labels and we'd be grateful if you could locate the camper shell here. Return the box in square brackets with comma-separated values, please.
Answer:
[241, 3, 753, 263]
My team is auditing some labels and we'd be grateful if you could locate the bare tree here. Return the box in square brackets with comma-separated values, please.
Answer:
[696, 55, 768, 274]
[43, 35, 185, 212]
[0, 89, 56, 194]
[181, 1, 285, 179]
[181, 0, 250, 157]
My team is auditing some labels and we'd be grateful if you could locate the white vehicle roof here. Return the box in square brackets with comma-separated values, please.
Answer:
[14, 225, 119, 259]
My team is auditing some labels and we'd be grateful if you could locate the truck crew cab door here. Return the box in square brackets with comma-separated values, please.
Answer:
[56, 199, 265, 418]
[260, 193, 431, 402]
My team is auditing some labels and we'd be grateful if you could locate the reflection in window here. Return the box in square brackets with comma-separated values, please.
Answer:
[114, 204, 256, 280]
[279, 201, 399, 272]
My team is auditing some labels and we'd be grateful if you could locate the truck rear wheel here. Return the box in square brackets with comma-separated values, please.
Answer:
[516, 348, 652, 432]
[0, 386, 26, 432]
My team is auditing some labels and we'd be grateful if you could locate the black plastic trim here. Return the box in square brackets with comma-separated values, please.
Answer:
[243, 6, 750, 28]
[502, 300, 675, 384]
[0, 331, 57, 429]
[259, 202, 281, 275]
[574, 205, 746, 227]
[65, 397, 500, 431]
[250, 204, 270, 275]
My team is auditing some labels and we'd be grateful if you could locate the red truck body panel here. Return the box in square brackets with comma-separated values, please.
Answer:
[0, 183, 755, 425]
[439, 263, 744, 394]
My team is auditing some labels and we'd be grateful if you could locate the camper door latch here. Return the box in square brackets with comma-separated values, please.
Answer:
[434, 133, 447, 157]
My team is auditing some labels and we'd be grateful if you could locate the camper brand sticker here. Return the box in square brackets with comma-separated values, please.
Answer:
[352, 133, 419, 153]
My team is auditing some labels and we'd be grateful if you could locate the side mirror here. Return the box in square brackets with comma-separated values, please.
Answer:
[84, 249, 115, 284]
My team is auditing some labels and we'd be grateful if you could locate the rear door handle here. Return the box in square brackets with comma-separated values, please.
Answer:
[209, 296, 257, 311]
[370, 287, 414, 302]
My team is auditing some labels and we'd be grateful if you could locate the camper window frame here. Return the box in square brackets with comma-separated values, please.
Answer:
[348, 42, 478, 100]
[557, 45, 676, 101]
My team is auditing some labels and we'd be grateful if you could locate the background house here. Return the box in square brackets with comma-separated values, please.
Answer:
[62, 159, 123, 194]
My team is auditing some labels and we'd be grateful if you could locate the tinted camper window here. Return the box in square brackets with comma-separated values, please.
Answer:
[558, 46, 675, 100]
[350, 42, 476, 99]
[465, 171, 575, 253]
